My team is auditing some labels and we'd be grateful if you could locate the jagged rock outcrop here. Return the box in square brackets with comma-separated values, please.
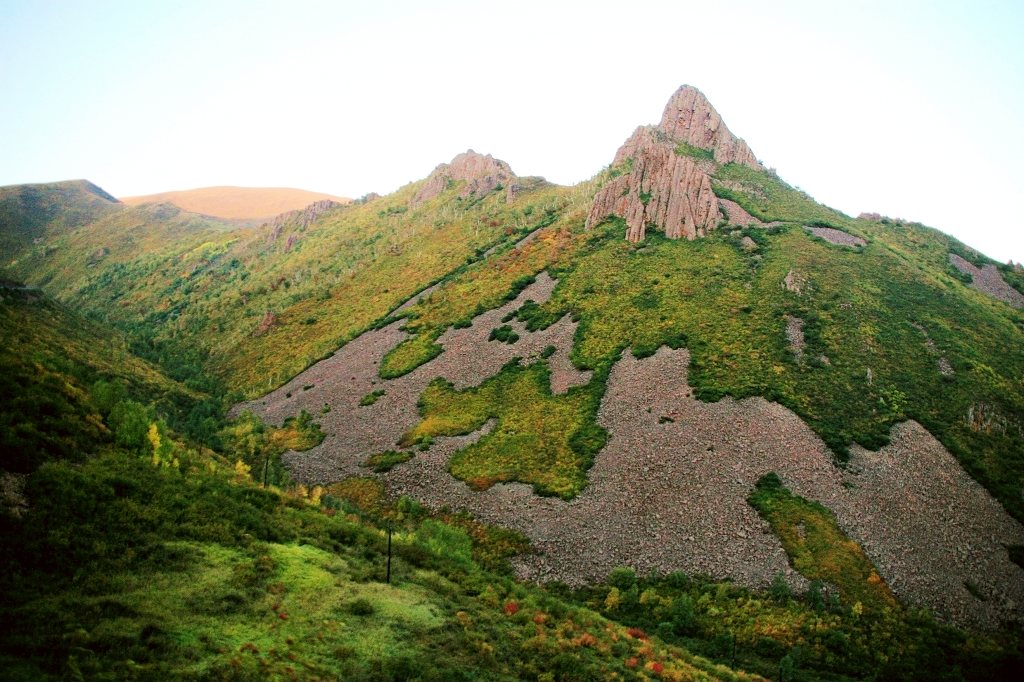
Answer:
[658, 86, 760, 168]
[269, 200, 343, 232]
[587, 86, 762, 242]
[411, 150, 517, 206]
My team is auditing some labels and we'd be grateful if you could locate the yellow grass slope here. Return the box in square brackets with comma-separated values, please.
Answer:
[121, 186, 350, 223]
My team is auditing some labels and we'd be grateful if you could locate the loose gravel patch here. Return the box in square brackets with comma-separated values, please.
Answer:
[237, 314, 1024, 628]
[949, 254, 1024, 308]
[785, 315, 805, 360]
[719, 199, 762, 227]
[806, 226, 866, 248]
[235, 271, 590, 482]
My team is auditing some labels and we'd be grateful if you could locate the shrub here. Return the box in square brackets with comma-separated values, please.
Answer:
[608, 567, 637, 591]
[770, 571, 792, 604]
[359, 389, 386, 406]
[488, 325, 519, 344]
[348, 598, 375, 616]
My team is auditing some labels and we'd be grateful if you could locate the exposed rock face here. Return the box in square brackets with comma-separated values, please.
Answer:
[267, 199, 344, 247]
[411, 150, 517, 206]
[587, 86, 762, 242]
[658, 86, 760, 168]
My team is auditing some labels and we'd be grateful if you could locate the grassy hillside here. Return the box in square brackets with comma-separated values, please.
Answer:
[1, 258, 1021, 681]
[386, 174, 1023, 522]
[0, 285, 201, 473]
[121, 186, 350, 223]
[4, 177, 569, 397]
[0, 180, 121, 261]
[2, 166, 1021, 522]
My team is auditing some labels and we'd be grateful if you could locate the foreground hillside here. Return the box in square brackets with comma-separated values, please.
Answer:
[1, 291, 1022, 680]
[121, 186, 351, 224]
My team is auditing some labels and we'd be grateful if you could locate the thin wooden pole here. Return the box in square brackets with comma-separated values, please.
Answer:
[386, 523, 392, 584]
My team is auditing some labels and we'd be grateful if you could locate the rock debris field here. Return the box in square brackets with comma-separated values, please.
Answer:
[806, 226, 866, 248]
[236, 272, 1024, 629]
[949, 253, 1024, 308]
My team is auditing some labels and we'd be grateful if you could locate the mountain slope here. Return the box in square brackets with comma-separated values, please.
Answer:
[0, 284, 202, 473]
[3, 84, 1024, 680]
[121, 185, 351, 224]
[0, 180, 121, 261]
[230, 88, 1024, 629]
[4, 157, 568, 395]
[2, 85, 1024, 637]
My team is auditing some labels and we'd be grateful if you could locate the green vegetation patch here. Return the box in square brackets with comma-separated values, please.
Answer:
[220, 408, 324, 487]
[362, 450, 413, 472]
[488, 324, 519, 344]
[675, 141, 715, 161]
[400, 360, 606, 499]
[358, 389, 386, 406]
[748, 473, 897, 611]
[712, 163, 854, 228]
[560, 567, 1022, 682]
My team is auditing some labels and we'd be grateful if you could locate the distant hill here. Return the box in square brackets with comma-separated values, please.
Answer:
[0, 180, 120, 260]
[120, 186, 350, 224]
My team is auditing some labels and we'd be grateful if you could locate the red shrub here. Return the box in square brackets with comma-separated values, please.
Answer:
[504, 601, 520, 616]
[626, 627, 648, 640]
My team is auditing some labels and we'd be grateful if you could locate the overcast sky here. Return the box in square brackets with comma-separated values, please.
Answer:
[2, 0, 1022, 262]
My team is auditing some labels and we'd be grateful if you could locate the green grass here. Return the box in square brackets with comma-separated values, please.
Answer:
[712, 163, 854, 228]
[748, 473, 898, 611]
[0, 439, 762, 681]
[362, 450, 413, 472]
[358, 389, 386, 406]
[400, 360, 606, 499]
[676, 142, 715, 161]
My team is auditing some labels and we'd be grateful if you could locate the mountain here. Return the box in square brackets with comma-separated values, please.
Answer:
[2, 85, 1024, 679]
[120, 186, 350, 225]
[0, 179, 121, 259]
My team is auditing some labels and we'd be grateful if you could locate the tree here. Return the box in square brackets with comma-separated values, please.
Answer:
[108, 399, 151, 451]
[770, 571, 792, 605]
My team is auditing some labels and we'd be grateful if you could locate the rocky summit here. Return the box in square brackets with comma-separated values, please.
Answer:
[411, 149, 518, 206]
[587, 85, 761, 242]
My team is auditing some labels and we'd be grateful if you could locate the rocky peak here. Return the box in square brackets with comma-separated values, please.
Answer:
[587, 85, 761, 242]
[657, 86, 760, 168]
[411, 150, 517, 206]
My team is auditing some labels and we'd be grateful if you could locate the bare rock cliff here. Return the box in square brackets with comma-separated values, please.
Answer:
[587, 86, 762, 242]
[412, 150, 517, 206]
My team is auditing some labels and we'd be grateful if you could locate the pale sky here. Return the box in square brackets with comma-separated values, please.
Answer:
[2, 0, 1022, 262]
